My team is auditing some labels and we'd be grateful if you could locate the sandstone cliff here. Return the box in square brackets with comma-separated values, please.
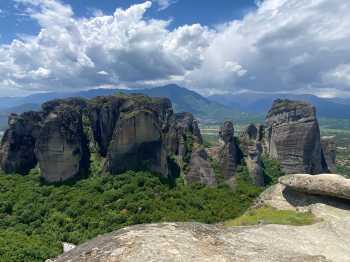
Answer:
[0, 94, 203, 183]
[218, 121, 240, 180]
[239, 123, 265, 186]
[266, 99, 328, 174]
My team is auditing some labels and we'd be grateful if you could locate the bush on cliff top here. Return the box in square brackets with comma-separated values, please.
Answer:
[0, 166, 261, 262]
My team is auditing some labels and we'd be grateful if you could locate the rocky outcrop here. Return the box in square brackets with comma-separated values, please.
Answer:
[185, 148, 216, 186]
[218, 121, 240, 180]
[0, 112, 42, 175]
[86, 96, 122, 156]
[266, 99, 327, 174]
[164, 112, 202, 160]
[279, 174, 350, 200]
[0, 94, 202, 183]
[239, 124, 265, 186]
[52, 220, 350, 262]
[106, 110, 168, 176]
[321, 136, 336, 173]
[256, 174, 350, 221]
[35, 103, 90, 183]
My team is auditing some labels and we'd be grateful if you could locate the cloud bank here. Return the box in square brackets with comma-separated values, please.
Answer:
[1, 0, 350, 97]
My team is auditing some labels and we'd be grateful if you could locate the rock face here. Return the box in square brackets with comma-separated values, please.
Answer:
[321, 136, 336, 173]
[239, 124, 265, 186]
[164, 112, 202, 160]
[0, 112, 42, 175]
[86, 96, 122, 156]
[106, 110, 168, 176]
[218, 121, 240, 180]
[185, 148, 216, 186]
[256, 174, 350, 234]
[279, 174, 350, 201]
[0, 94, 203, 183]
[266, 99, 327, 174]
[52, 220, 350, 262]
[35, 100, 90, 183]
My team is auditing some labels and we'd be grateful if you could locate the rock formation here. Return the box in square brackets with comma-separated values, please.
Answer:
[218, 121, 240, 180]
[185, 148, 216, 186]
[164, 112, 202, 160]
[279, 174, 350, 200]
[321, 136, 336, 173]
[52, 219, 350, 262]
[239, 124, 265, 186]
[266, 99, 327, 174]
[35, 100, 90, 183]
[256, 174, 350, 219]
[0, 94, 205, 183]
[106, 110, 168, 176]
[0, 112, 42, 175]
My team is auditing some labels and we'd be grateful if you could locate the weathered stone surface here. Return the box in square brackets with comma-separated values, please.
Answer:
[0, 93, 203, 183]
[266, 99, 326, 174]
[0, 112, 42, 175]
[86, 96, 122, 156]
[35, 106, 90, 183]
[218, 121, 240, 180]
[240, 124, 265, 186]
[52, 220, 350, 262]
[256, 175, 350, 223]
[185, 148, 216, 186]
[106, 110, 168, 176]
[321, 136, 336, 173]
[165, 112, 202, 159]
[279, 174, 350, 201]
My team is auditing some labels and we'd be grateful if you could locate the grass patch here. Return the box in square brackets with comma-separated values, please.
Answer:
[224, 206, 317, 227]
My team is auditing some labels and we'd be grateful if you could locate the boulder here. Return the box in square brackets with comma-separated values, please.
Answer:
[279, 174, 350, 201]
[35, 106, 90, 183]
[321, 136, 336, 173]
[0, 112, 42, 175]
[106, 110, 168, 176]
[185, 148, 216, 186]
[52, 221, 350, 262]
[218, 121, 240, 180]
[266, 99, 327, 174]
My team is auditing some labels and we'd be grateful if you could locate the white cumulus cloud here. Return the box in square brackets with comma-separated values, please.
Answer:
[1, 0, 350, 97]
[186, 0, 350, 96]
[0, 0, 212, 96]
[153, 0, 177, 11]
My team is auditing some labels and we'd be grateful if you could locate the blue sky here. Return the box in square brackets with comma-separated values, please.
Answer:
[0, 0, 257, 44]
[0, 0, 350, 98]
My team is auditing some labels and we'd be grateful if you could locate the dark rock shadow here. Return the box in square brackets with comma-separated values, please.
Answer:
[282, 186, 350, 211]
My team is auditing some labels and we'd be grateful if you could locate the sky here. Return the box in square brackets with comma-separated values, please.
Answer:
[0, 0, 349, 98]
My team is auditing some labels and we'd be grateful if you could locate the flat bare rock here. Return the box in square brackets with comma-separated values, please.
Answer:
[52, 220, 350, 262]
[279, 174, 350, 200]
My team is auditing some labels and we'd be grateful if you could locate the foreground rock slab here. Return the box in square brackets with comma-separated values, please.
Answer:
[279, 174, 350, 201]
[52, 220, 350, 262]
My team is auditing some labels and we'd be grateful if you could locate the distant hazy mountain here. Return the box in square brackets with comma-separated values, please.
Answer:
[208, 93, 350, 119]
[0, 85, 256, 130]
